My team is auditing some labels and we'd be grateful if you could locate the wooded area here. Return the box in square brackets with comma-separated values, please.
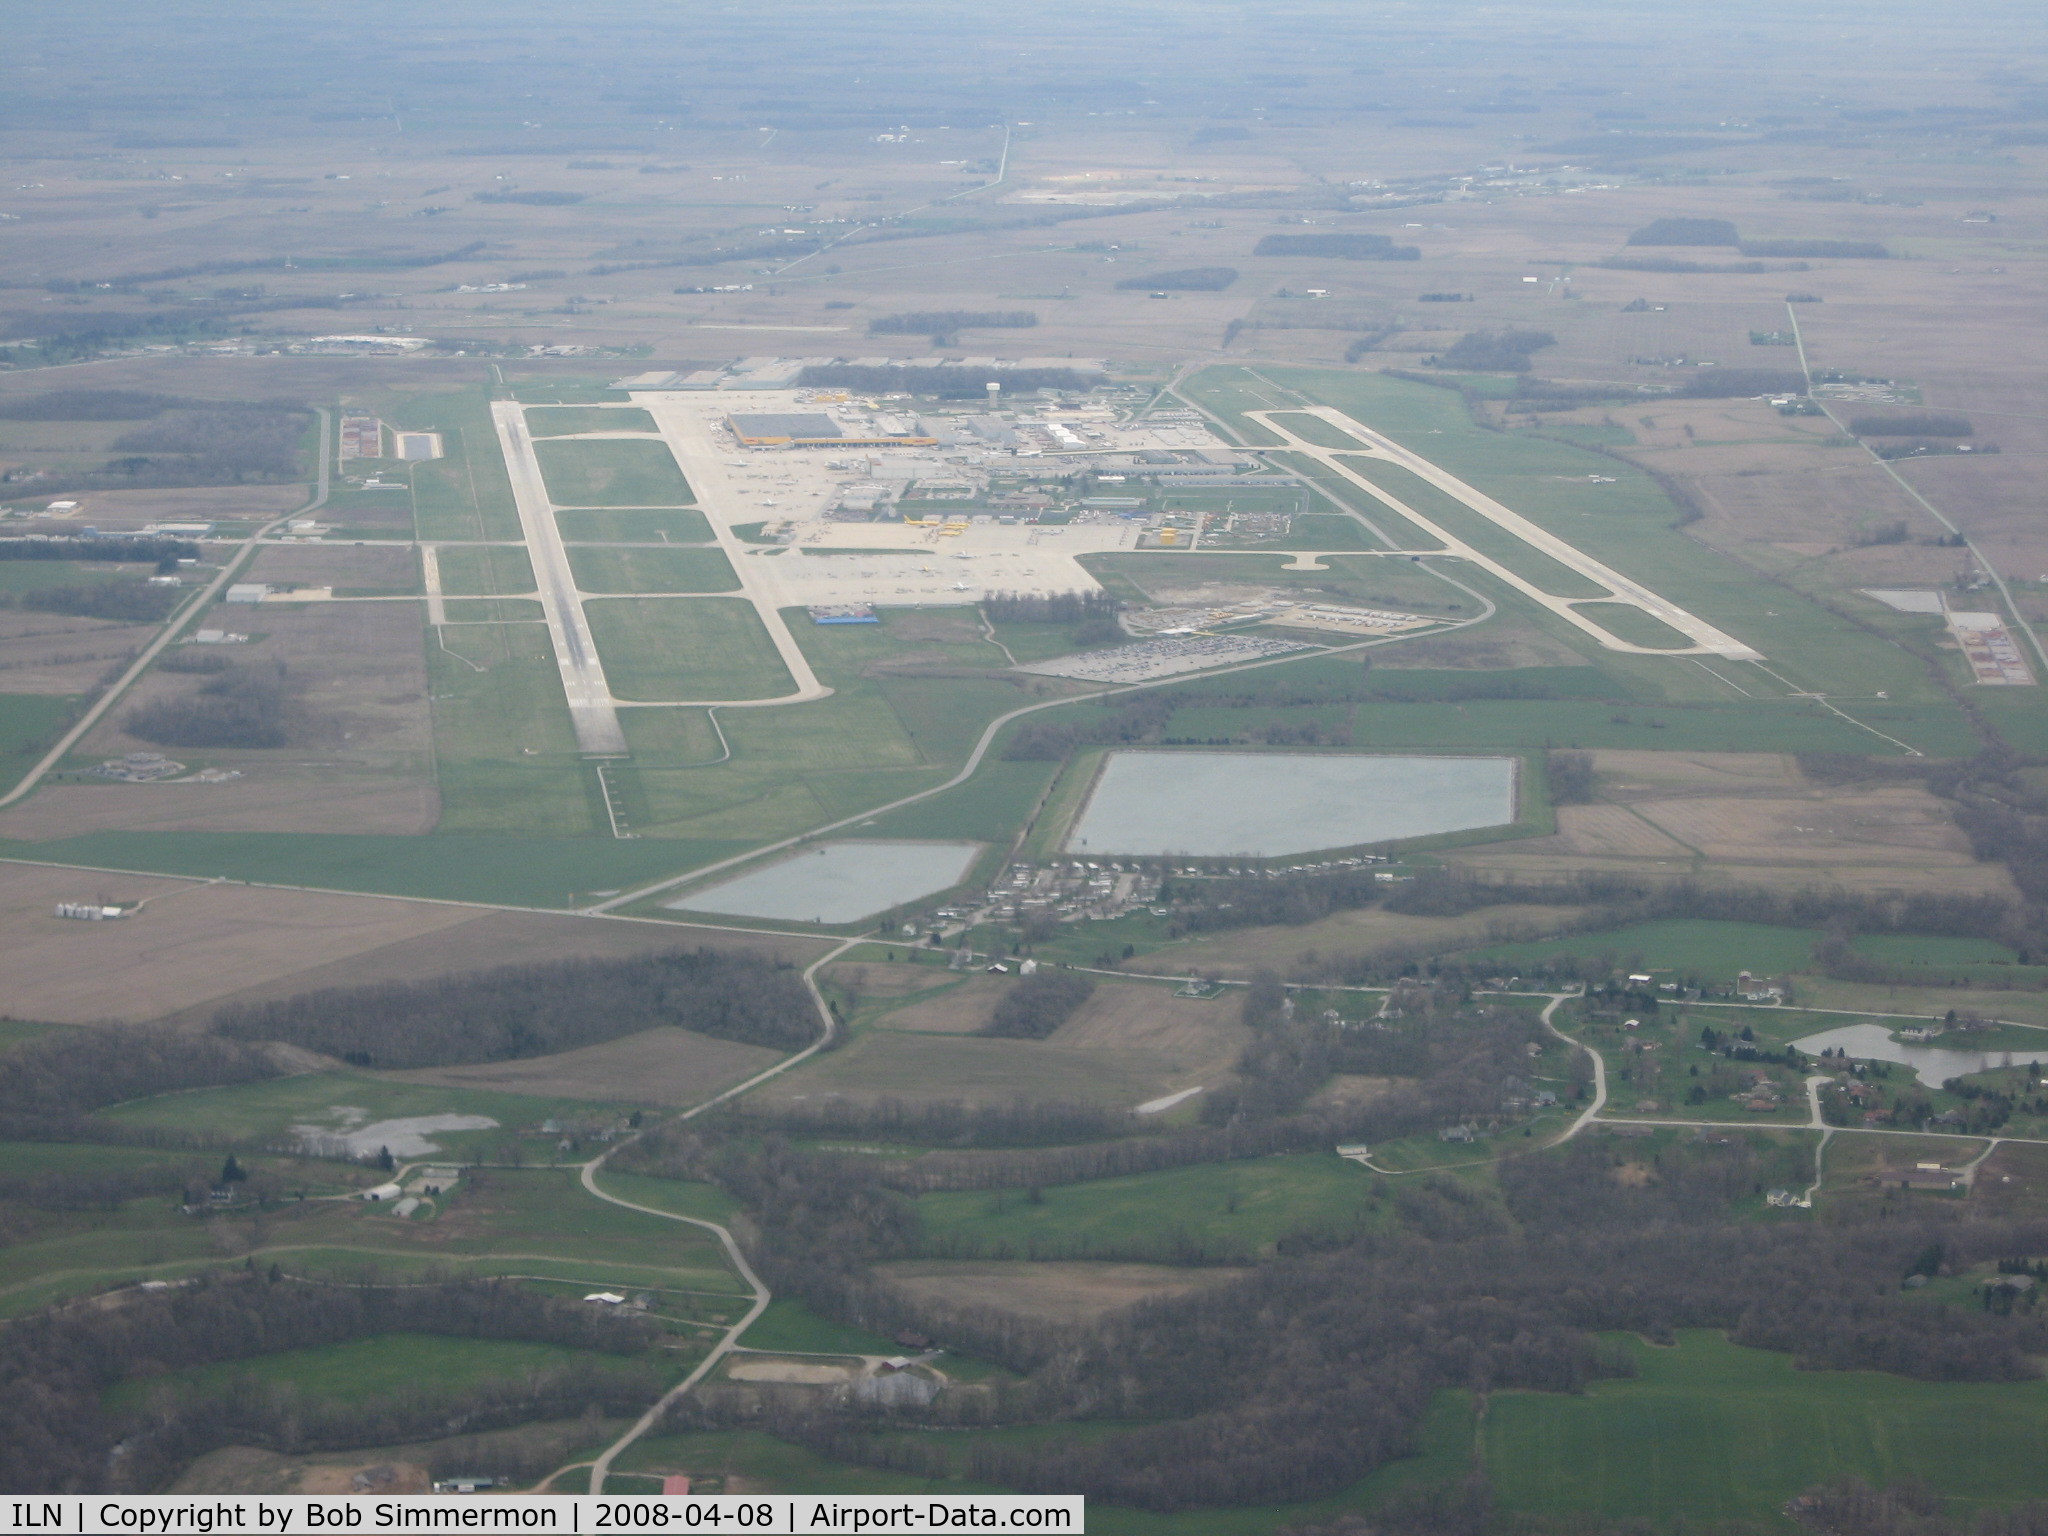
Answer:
[214, 947, 815, 1067]
[0, 1275, 658, 1494]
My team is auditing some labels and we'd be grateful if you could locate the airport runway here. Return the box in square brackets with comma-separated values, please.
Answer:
[489, 401, 632, 756]
[1248, 407, 1763, 661]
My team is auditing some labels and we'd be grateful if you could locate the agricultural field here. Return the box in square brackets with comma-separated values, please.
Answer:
[907, 1152, 1383, 1261]
[1485, 1332, 2048, 1523]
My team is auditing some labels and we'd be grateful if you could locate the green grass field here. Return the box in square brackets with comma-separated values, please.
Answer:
[591, 1171, 740, 1226]
[1572, 601, 1697, 650]
[1284, 512, 1381, 550]
[912, 1153, 1383, 1259]
[1265, 452, 1448, 550]
[536, 439, 693, 507]
[587, 598, 794, 701]
[0, 559, 151, 594]
[1082, 551, 1473, 618]
[106, 1332, 665, 1412]
[739, 1299, 905, 1356]
[1465, 919, 1821, 979]
[0, 825, 725, 906]
[1486, 1331, 2048, 1522]
[0, 694, 76, 791]
[1336, 456, 1612, 600]
[556, 508, 715, 543]
[568, 547, 740, 594]
[392, 390, 522, 543]
[427, 619, 597, 835]
[436, 545, 536, 597]
[526, 406, 658, 436]
[443, 598, 545, 622]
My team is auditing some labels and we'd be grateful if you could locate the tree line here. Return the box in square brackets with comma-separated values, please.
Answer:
[214, 946, 816, 1067]
[1430, 331, 1555, 372]
[0, 536, 199, 563]
[1115, 267, 1238, 291]
[1254, 233, 1420, 261]
[4, 581, 181, 624]
[0, 1024, 278, 1120]
[982, 970, 1095, 1039]
[869, 311, 1036, 334]
[793, 365, 1099, 398]
[1157, 864, 2030, 968]
[982, 590, 1121, 625]
[1850, 413, 1973, 437]
[723, 1095, 1133, 1148]
[0, 1273, 660, 1493]
[11, 403, 312, 495]
[127, 658, 291, 748]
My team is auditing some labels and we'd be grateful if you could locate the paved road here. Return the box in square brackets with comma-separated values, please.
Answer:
[489, 401, 630, 756]
[1245, 406, 1763, 661]
[0, 408, 335, 810]
[581, 936, 859, 1494]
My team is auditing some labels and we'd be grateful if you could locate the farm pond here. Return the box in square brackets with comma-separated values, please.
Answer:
[1064, 750, 1518, 857]
[1791, 1022, 2048, 1089]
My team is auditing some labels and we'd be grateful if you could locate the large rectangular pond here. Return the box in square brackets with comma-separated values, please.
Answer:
[668, 840, 981, 923]
[1064, 751, 1517, 858]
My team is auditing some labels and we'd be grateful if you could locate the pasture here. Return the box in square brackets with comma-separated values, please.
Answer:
[1485, 1331, 2048, 1522]
[910, 1153, 1383, 1261]
[105, 1333, 669, 1413]
[1462, 918, 1822, 979]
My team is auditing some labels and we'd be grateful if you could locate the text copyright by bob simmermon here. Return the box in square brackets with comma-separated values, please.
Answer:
[0, 1495, 1084, 1535]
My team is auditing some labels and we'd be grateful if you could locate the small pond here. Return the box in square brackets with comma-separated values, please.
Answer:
[1790, 1022, 2048, 1089]
[669, 839, 981, 923]
[1064, 750, 1517, 858]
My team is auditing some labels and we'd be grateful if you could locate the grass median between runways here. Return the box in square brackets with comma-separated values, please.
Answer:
[569, 547, 740, 595]
[586, 597, 795, 702]
[537, 439, 693, 507]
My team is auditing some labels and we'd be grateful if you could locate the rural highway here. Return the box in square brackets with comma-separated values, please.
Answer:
[488, 402, 631, 756]
[0, 407, 334, 811]
[1244, 407, 1763, 661]
[578, 935, 860, 1494]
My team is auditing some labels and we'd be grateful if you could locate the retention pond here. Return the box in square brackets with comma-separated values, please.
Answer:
[669, 840, 981, 923]
[1063, 750, 1517, 858]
